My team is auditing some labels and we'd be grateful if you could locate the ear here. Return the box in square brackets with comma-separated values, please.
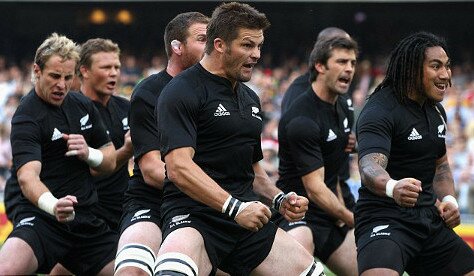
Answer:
[315, 62, 325, 74]
[171, 40, 182, 55]
[213, 38, 225, 54]
[33, 63, 41, 78]
[79, 65, 89, 79]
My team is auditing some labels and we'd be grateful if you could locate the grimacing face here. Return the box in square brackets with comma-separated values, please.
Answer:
[222, 28, 264, 83]
[34, 55, 76, 106]
[317, 48, 356, 96]
[422, 46, 451, 103]
[82, 51, 121, 97]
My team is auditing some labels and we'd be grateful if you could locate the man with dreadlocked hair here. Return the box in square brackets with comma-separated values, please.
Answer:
[355, 32, 474, 276]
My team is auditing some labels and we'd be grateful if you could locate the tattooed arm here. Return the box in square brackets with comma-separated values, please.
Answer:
[359, 152, 422, 207]
[433, 153, 460, 228]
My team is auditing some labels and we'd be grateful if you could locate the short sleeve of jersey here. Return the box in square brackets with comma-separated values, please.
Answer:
[130, 91, 159, 160]
[356, 102, 393, 159]
[250, 90, 264, 164]
[11, 113, 41, 170]
[435, 102, 448, 158]
[286, 116, 324, 176]
[157, 78, 200, 157]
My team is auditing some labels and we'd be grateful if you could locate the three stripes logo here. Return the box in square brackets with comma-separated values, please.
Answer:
[407, 128, 422, 140]
[51, 128, 62, 141]
[214, 103, 230, 117]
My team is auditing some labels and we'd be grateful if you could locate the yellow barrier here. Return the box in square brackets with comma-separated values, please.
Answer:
[454, 224, 474, 249]
[0, 202, 13, 245]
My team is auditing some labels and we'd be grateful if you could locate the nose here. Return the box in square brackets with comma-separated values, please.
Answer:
[251, 47, 261, 60]
[57, 78, 66, 90]
[110, 67, 119, 77]
[439, 66, 451, 80]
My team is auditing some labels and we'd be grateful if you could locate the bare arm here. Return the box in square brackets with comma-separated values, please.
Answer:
[432, 153, 455, 199]
[17, 161, 77, 222]
[302, 167, 354, 227]
[165, 147, 272, 231]
[359, 153, 422, 207]
[252, 162, 281, 206]
[433, 153, 460, 228]
[358, 153, 391, 196]
[138, 150, 165, 189]
[114, 130, 133, 172]
[89, 142, 117, 176]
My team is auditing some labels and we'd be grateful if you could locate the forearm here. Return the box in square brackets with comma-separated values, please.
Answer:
[167, 157, 230, 212]
[252, 163, 281, 206]
[115, 145, 133, 172]
[17, 161, 50, 206]
[359, 153, 392, 196]
[307, 185, 352, 223]
[90, 143, 116, 175]
[432, 154, 455, 199]
[139, 151, 165, 189]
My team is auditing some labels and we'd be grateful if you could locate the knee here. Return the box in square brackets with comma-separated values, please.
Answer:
[115, 243, 156, 276]
[154, 252, 198, 276]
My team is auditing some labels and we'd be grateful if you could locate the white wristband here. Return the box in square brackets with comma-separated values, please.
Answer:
[385, 179, 397, 198]
[86, 147, 103, 168]
[38, 192, 59, 216]
[442, 195, 459, 209]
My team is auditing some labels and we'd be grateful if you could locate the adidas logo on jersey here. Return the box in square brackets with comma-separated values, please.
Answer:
[326, 129, 337, 142]
[214, 104, 230, 117]
[407, 128, 422, 140]
[51, 128, 62, 141]
[80, 114, 92, 130]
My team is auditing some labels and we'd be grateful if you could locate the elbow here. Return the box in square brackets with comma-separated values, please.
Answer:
[166, 161, 187, 185]
[143, 166, 165, 188]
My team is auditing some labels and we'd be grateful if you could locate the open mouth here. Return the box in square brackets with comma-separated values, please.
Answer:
[435, 83, 447, 91]
[106, 81, 117, 89]
[243, 63, 255, 69]
[338, 76, 351, 85]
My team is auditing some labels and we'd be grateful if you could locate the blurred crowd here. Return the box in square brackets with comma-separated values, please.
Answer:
[1, 52, 473, 213]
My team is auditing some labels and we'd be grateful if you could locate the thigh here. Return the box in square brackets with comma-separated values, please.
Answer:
[326, 229, 357, 276]
[0, 237, 38, 274]
[251, 227, 314, 276]
[159, 227, 212, 276]
[287, 225, 314, 255]
[7, 213, 70, 273]
[118, 221, 162, 254]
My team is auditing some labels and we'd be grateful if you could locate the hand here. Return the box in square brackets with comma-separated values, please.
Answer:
[392, 178, 422, 207]
[279, 193, 309, 222]
[437, 201, 460, 228]
[63, 134, 89, 161]
[54, 195, 78, 223]
[345, 132, 356, 153]
[234, 201, 272, 232]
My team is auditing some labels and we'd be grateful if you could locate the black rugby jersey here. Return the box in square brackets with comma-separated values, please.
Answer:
[357, 87, 447, 207]
[124, 70, 171, 206]
[280, 72, 310, 114]
[157, 63, 263, 212]
[6, 90, 110, 216]
[91, 95, 130, 216]
[277, 88, 352, 219]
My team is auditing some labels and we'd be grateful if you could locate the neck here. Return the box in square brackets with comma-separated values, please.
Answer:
[407, 90, 426, 106]
[166, 56, 184, 77]
[312, 80, 338, 105]
[201, 54, 237, 88]
[81, 85, 109, 106]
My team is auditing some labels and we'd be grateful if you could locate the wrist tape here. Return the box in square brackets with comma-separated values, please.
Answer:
[385, 179, 397, 198]
[86, 147, 103, 168]
[38, 192, 59, 216]
[442, 195, 459, 209]
[222, 195, 242, 219]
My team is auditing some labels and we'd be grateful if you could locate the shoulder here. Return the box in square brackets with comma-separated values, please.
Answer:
[240, 82, 260, 104]
[131, 71, 172, 102]
[110, 94, 130, 108]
